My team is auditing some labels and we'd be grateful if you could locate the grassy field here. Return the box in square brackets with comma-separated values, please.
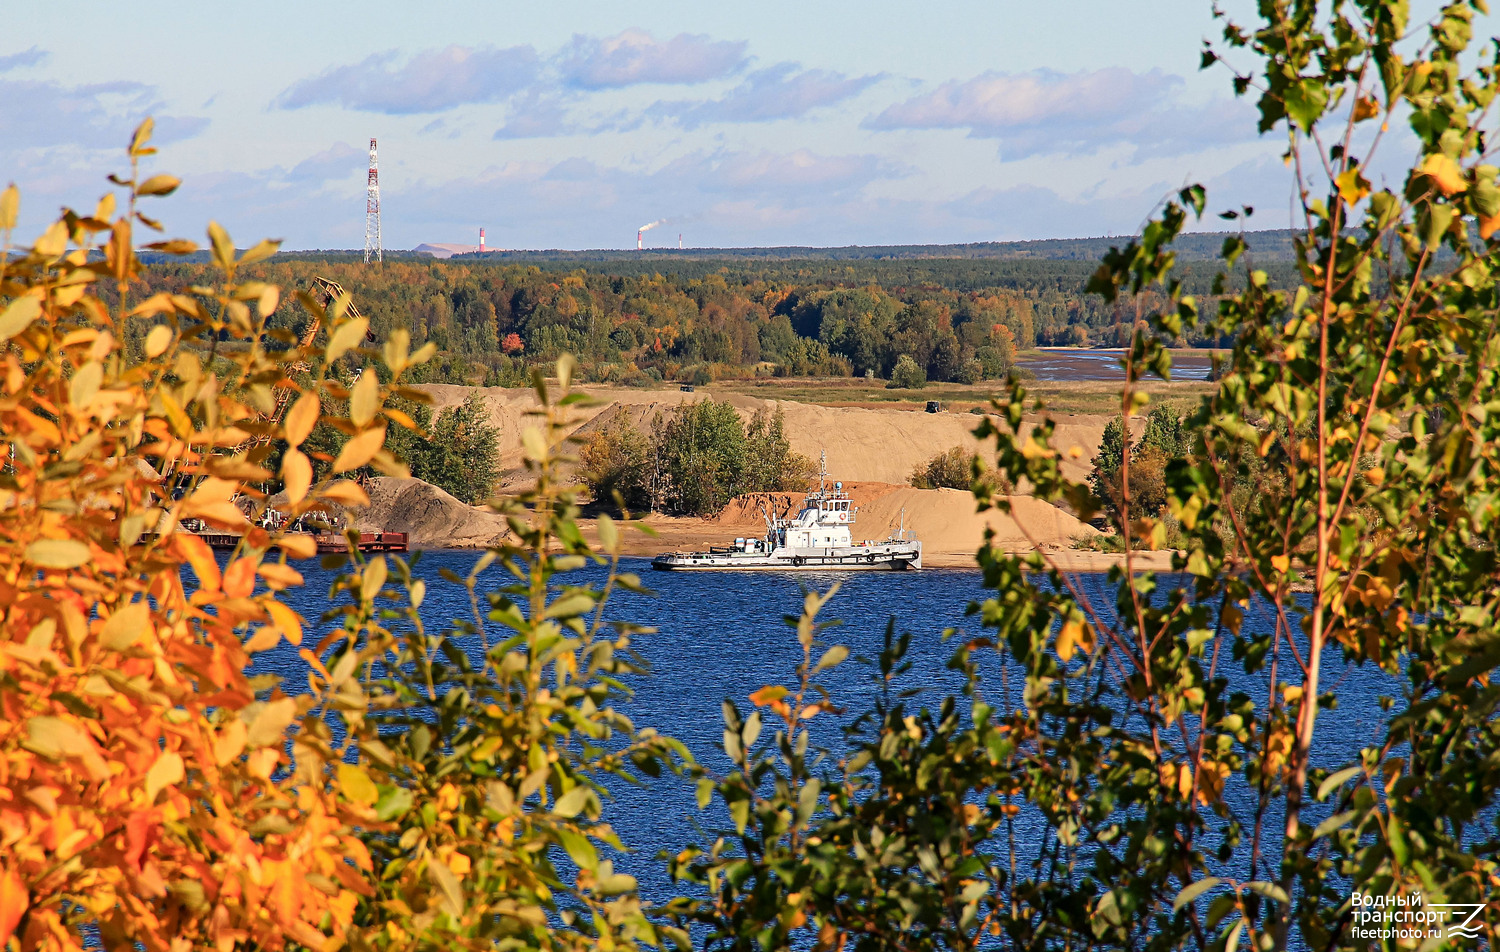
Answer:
[705, 375, 1215, 417]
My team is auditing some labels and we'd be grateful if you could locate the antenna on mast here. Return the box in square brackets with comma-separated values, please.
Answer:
[364, 138, 382, 264]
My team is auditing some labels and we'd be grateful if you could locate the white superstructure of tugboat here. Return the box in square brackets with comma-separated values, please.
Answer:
[651, 454, 921, 571]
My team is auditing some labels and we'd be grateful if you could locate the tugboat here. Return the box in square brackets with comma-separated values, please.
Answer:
[651, 455, 921, 571]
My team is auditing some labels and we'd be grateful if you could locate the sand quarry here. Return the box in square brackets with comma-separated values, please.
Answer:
[350, 384, 1171, 570]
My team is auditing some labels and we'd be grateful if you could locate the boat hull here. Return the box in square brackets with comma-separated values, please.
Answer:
[651, 544, 921, 572]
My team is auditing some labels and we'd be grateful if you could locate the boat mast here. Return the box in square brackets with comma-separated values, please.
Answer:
[818, 450, 828, 496]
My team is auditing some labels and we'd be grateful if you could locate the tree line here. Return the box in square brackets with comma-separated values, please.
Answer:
[126, 255, 1253, 392]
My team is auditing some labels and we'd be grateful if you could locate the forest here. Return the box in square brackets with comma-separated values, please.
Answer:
[130, 254, 1269, 389]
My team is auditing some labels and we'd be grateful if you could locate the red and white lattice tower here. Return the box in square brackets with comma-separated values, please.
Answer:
[364, 138, 382, 264]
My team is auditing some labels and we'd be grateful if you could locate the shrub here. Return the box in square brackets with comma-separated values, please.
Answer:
[886, 354, 926, 389]
[909, 445, 1007, 493]
[579, 415, 652, 512]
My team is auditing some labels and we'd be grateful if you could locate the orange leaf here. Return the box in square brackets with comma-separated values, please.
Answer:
[285, 392, 319, 447]
[281, 448, 312, 504]
[177, 533, 221, 591]
[749, 685, 787, 706]
[1482, 213, 1500, 240]
[0, 866, 27, 947]
[257, 562, 303, 591]
[223, 558, 257, 599]
[276, 532, 317, 560]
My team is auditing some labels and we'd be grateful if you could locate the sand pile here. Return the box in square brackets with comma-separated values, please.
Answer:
[413, 383, 1119, 487]
[354, 477, 511, 549]
[396, 384, 1138, 564]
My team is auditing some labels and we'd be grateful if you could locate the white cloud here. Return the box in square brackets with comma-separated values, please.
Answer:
[283, 142, 364, 183]
[273, 45, 540, 114]
[0, 47, 47, 72]
[559, 29, 747, 89]
[648, 64, 882, 128]
[868, 68, 1254, 160]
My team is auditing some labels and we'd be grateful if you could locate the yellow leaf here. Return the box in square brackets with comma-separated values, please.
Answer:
[136, 174, 180, 197]
[26, 538, 90, 570]
[1057, 619, 1082, 661]
[521, 426, 548, 462]
[749, 685, 788, 706]
[284, 392, 320, 447]
[282, 448, 312, 504]
[214, 720, 247, 765]
[1421, 153, 1468, 196]
[333, 424, 386, 473]
[0, 182, 18, 231]
[349, 368, 379, 427]
[0, 296, 41, 342]
[25, 717, 106, 778]
[238, 238, 281, 266]
[101, 600, 151, 651]
[1334, 167, 1370, 205]
[1351, 96, 1380, 121]
[145, 751, 184, 802]
[265, 601, 304, 645]
[338, 763, 379, 806]
[144, 324, 173, 359]
[69, 361, 102, 408]
[1271, 554, 1291, 573]
[207, 220, 234, 270]
[245, 698, 297, 749]
[326, 318, 369, 362]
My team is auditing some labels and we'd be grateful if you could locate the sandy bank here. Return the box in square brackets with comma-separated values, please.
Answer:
[412, 383, 1135, 487]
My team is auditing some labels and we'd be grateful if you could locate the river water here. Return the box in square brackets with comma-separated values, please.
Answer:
[254, 551, 1399, 907]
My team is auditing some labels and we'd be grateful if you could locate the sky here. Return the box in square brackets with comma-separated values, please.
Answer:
[0, 1, 1453, 250]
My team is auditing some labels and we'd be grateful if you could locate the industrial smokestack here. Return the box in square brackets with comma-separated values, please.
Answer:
[479, 228, 485, 253]
[678, 233, 683, 249]
[637, 219, 667, 250]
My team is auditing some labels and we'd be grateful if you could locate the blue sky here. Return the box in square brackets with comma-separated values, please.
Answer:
[0, 1, 1451, 250]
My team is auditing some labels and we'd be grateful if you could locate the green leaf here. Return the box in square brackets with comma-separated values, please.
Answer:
[1312, 810, 1356, 840]
[1244, 881, 1289, 905]
[428, 857, 465, 917]
[553, 784, 592, 819]
[814, 644, 849, 672]
[557, 827, 598, 870]
[1283, 79, 1327, 131]
[1224, 918, 1243, 952]
[375, 785, 413, 821]
[696, 777, 715, 809]
[1174, 877, 1221, 911]
[1317, 766, 1362, 801]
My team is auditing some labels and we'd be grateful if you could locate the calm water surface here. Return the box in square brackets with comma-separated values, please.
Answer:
[253, 551, 1398, 900]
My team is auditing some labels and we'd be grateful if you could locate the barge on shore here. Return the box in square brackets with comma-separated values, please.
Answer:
[651, 457, 921, 572]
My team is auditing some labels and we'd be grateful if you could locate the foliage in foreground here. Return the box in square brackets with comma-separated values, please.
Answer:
[0, 128, 687, 952]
